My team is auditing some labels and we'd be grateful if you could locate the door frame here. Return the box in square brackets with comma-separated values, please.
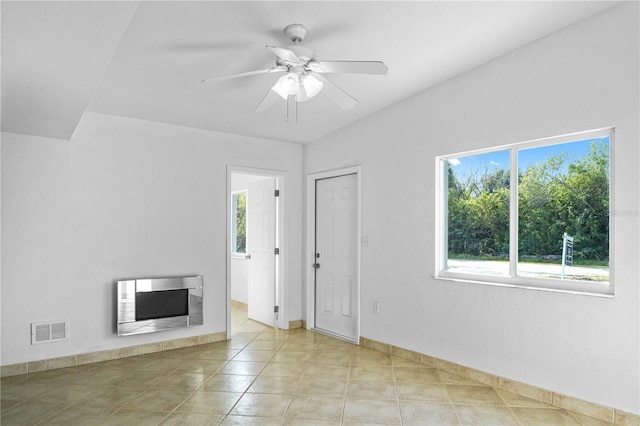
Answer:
[227, 165, 287, 339]
[305, 166, 361, 343]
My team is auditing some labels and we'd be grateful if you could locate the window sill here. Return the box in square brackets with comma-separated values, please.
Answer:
[433, 272, 614, 298]
[231, 253, 250, 260]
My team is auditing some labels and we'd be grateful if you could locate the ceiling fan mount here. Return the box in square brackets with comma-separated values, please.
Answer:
[283, 23, 308, 43]
[201, 23, 388, 117]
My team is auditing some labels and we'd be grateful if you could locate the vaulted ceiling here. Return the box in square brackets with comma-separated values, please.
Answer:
[1, 1, 618, 143]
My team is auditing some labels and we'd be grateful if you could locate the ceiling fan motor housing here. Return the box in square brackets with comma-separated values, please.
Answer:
[279, 24, 315, 64]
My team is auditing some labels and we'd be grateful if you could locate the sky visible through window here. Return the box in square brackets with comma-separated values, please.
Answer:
[449, 137, 608, 179]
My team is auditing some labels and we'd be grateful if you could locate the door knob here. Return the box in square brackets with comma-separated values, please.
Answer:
[312, 263, 320, 269]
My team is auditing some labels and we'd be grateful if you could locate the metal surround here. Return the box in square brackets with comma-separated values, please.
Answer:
[116, 275, 203, 336]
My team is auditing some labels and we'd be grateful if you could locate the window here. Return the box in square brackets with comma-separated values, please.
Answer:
[436, 128, 612, 295]
[231, 191, 247, 254]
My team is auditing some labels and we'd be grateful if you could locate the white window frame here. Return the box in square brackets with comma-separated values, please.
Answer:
[435, 127, 614, 297]
[231, 189, 247, 258]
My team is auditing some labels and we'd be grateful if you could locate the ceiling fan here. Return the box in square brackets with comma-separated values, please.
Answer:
[201, 23, 388, 116]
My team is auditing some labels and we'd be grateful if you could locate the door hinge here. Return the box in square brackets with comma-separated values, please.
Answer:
[274, 305, 279, 313]
[274, 189, 280, 197]
[274, 248, 280, 255]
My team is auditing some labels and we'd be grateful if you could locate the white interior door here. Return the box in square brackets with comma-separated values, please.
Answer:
[314, 173, 358, 340]
[247, 177, 276, 326]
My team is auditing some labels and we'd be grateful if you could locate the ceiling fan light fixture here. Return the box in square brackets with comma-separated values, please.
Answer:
[300, 74, 323, 100]
[271, 72, 324, 102]
[271, 73, 299, 99]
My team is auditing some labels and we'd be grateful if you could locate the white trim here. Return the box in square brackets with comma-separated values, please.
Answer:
[435, 272, 613, 297]
[306, 166, 361, 343]
[230, 253, 249, 260]
[435, 157, 447, 274]
[440, 127, 613, 160]
[608, 129, 616, 288]
[509, 148, 518, 278]
[435, 128, 614, 296]
[227, 165, 288, 339]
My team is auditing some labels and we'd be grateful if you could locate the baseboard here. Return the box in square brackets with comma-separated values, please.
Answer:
[1, 331, 227, 378]
[231, 299, 248, 309]
[288, 320, 302, 329]
[359, 336, 639, 425]
[234, 300, 300, 330]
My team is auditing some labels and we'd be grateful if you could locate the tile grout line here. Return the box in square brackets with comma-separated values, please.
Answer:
[392, 358, 404, 426]
[219, 324, 265, 424]
[4, 315, 629, 425]
[493, 385, 525, 426]
[31, 400, 76, 426]
[363, 336, 629, 425]
[161, 359, 232, 425]
[278, 337, 311, 425]
[437, 369, 464, 426]
[341, 348, 354, 425]
[102, 363, 189, 425]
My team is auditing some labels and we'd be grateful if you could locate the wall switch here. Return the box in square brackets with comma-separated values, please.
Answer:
[373, 301, 379, 313]
[361, 235, 369, 247]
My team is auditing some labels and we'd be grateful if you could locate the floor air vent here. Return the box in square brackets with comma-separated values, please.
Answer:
[31, 321, 68, 344]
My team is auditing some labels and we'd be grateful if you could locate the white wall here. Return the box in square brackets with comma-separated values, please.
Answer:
[1, 112, 302, 365]
[303, 3, 639, 414]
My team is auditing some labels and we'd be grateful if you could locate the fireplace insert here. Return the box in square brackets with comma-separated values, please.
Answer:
[116, 275, 203, 336]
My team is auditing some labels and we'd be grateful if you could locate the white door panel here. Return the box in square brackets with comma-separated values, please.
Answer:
[315, 173, 357, 340]
[247, 177, 276, 326]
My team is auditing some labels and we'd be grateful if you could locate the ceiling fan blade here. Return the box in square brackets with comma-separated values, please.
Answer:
[312, 61, 388, 75]
[310, 73, 358, 110]
[255, 89, 281, 112]
[266, 45, 300, 63]
[201, 67, 284, 83]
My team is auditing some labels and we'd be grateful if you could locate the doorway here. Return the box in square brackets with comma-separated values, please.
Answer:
[306, 167, 360, 343]
[227, 167, 285, 338]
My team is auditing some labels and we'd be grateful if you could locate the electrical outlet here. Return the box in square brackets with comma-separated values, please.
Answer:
[361, 235, 369, 247]
[373, 301, 379, 313]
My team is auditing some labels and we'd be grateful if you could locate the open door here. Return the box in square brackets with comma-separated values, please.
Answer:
[246, 177, 277, 326]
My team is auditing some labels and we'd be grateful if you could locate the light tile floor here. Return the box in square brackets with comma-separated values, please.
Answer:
[1, 305, 613, 425]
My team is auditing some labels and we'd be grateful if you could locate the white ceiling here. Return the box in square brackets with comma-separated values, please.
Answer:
[2, 1, 618, 144]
